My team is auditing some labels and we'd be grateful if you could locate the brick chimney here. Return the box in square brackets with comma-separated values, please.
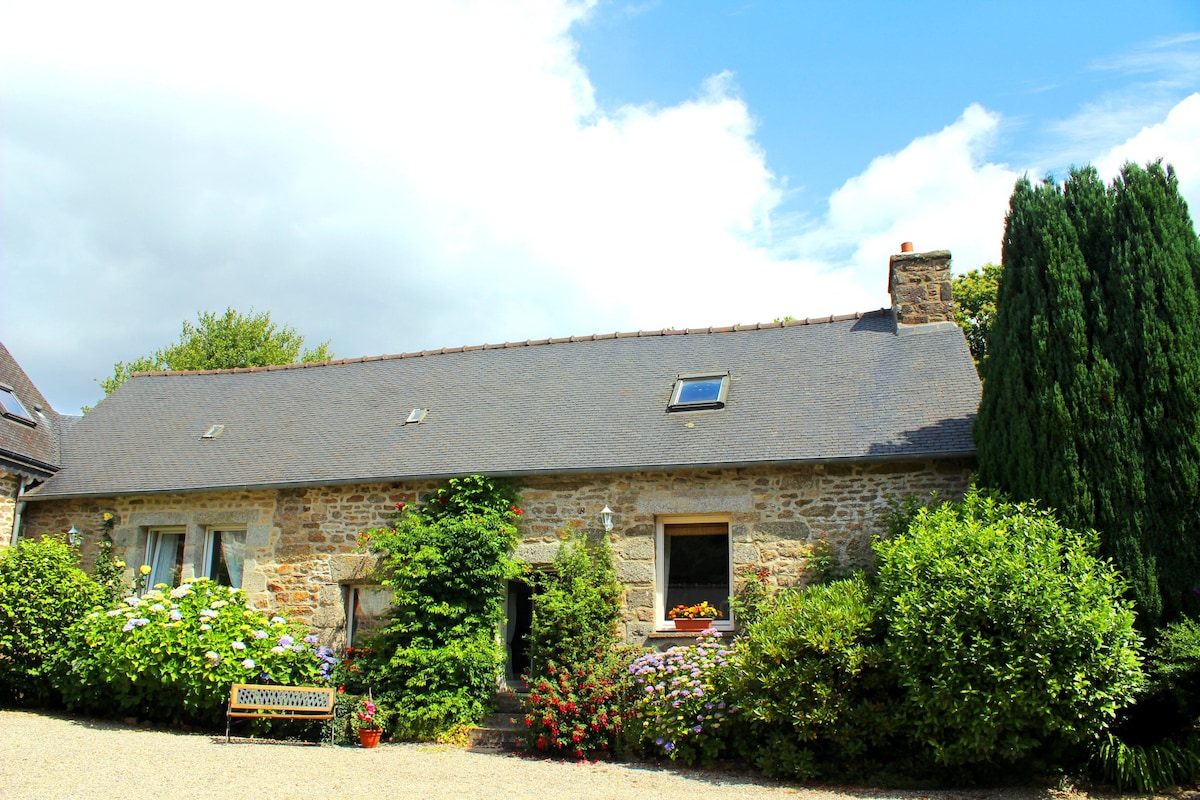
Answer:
[888, 245, 954, 328]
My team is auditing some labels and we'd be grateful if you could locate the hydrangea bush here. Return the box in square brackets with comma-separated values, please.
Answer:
[625, 630, 736, 765]
[57, 579, 335, 727]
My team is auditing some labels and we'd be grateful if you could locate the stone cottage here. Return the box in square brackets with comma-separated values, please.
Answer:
[0, 342, 67, 549]
[12, 247, 980, 673]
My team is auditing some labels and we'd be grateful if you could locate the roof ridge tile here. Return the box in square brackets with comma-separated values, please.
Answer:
[127, 308, 892, 379]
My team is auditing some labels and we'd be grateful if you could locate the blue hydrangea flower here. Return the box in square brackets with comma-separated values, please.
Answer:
[241, 658, 255, 669]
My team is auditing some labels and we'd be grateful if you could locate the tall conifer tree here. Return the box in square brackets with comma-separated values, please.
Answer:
[977, 161, 1200, 626]
[975, 177, 1092, 527]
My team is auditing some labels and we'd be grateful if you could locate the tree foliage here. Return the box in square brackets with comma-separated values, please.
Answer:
[951, 261, 1001, 369]
[976, 160, 1200, 625]
[94, 307, 332, 401]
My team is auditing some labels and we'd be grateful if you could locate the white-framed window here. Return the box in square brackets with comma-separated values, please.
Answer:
[144, 527, 186, 590]
[655, 515, 733, 630]
[203, 528, 247, 588]
[344, 585, 391, 648]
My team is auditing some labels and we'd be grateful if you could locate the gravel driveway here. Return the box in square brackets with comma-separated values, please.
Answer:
[0, 710, 1161, 800]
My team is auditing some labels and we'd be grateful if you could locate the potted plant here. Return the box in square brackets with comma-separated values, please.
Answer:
[354, 692, 385, 748]
[667, 601, 722, 632]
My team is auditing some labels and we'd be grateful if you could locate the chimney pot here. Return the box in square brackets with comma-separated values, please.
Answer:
[900, 241, 914, 253]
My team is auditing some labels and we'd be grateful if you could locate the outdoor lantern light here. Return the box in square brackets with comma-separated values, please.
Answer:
[600, 506, 613, 532]
[67, 526, 81, 546]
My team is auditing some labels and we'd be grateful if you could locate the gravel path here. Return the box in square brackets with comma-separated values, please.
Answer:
[0, 710, 1165, 800]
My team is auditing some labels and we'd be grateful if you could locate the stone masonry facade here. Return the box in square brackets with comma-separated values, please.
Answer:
[20, 459, 972, 648]
[0, 470, 19, 548]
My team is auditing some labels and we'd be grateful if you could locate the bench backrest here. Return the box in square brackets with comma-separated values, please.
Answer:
[229, 683, 335, 713]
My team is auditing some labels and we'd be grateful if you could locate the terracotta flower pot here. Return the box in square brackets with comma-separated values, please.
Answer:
[673, 618, 714, 632]
[358, 728, 382, 748]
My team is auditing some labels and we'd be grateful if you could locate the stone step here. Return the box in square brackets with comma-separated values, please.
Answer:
[467, 692, 528, 752]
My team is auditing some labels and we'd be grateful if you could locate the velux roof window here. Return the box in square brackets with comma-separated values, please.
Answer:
[0, 385, 34, 424]
[667, 373, 730, 411]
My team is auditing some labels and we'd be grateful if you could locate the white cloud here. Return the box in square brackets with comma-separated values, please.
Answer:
[1, 2, 1196, 414]
[1093, 92, 1200, 213]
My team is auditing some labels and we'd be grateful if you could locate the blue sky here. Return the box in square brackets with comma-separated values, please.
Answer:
[1, 0, 1198, 413]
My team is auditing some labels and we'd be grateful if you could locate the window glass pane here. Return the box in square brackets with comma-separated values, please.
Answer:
[347, 586, 390, 648]
[0, 388, 33, 420]
[147, 532, 184, 589]
[207, 530, 246, 588]
[676, 378, 724, 404]
[665, 523, 730, 617]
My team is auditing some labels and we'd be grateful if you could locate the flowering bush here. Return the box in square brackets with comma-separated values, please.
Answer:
[523, 650, 636, 758]
[625, 631, 736, 765]
[355, 693, 382, 731]
[666, 601, 722, 620]
[57, 579, 335, 727]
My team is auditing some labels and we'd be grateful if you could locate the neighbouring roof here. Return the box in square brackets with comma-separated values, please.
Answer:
[26, 311, 982, 500]
[0, 342, 66, 478]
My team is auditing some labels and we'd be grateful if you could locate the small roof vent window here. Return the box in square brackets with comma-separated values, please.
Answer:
[201, 424, 225, 439]
[0, 385, 35, 424]
[405, 408, 428, 424]
[668, 373, 730, 411]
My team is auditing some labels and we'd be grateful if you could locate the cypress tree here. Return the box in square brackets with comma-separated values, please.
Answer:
[978, 161, 1200, 627]
[975, 177, 1092, 527]
[1101, 162, 1200, 622]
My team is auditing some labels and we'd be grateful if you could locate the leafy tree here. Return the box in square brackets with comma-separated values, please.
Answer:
[976, 161, 1200, 626]
[94, 307, 332, 402]
[951, 262, 1001, 369]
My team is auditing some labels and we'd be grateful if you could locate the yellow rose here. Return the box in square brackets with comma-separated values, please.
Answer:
[102, 512, 114, 522]
[115, 561, 126, 569]
[139, 564, 152, 575]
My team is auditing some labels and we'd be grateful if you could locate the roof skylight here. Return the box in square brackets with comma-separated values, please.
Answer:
[0, 385, 34, 423]
[668, 373, 730, 411]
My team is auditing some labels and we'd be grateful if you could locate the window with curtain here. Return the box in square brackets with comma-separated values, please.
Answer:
[345, 585, 391, 648]
[657, 520, 732, 628]
[145, 529, 185, 590]
[204, 529, 246, 588]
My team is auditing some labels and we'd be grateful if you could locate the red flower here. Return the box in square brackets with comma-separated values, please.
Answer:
[337, 686, 346, 694]
[537, 736, 547, 750]
[394, 502, 406, 510]
[511, 505, 523, 515]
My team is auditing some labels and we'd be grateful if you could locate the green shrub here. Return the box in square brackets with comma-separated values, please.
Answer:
[527, 532, 622, 674]
[1092, 732, 1200, 793]
[625, 631, 737, 766]
[731, 575, 894, 779]
[0, 536, 105, 706]
[522, 531, 629, 757]
[57, 579, 334, 727]
[874, 489, 1144, 774]
[355, 476, 520, 740]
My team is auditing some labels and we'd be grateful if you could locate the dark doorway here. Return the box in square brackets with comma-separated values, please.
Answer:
[505, 580, 534, 684]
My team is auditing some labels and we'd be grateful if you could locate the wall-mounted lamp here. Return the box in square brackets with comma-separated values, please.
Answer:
[67, 526, 81, 546]
[600, 506, 613, 532]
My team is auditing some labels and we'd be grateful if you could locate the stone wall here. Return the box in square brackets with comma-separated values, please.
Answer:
[0, 470, 19, 547]
[21, 459, 973, 647]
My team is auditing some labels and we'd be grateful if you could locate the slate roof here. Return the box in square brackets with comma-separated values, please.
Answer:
[26, 310, 981, 500]
[0, 342, 65, 478]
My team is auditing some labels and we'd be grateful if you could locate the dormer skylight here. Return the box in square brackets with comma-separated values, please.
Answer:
[405, 408, 428, 424]
[201, 424, 225, 439]
[667, 373, 730, 411]
[0, 385, 34, 424]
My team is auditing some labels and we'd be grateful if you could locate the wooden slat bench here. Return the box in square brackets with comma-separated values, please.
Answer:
[226, 683, 337, 744]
